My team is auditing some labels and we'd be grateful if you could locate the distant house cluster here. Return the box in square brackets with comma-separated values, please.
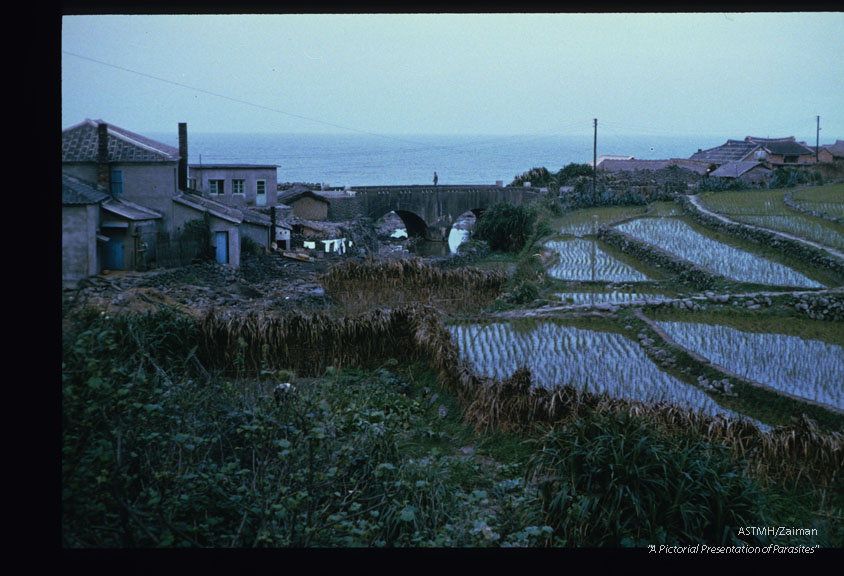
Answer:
[598, 135, 844, 185]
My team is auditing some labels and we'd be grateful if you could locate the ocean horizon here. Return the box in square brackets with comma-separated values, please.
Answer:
[147, 132, 729, 187]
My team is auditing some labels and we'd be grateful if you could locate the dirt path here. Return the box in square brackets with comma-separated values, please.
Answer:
[688, 194, 844, 261]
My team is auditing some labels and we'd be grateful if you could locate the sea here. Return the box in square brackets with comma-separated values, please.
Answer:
[147, 132, 727, 188]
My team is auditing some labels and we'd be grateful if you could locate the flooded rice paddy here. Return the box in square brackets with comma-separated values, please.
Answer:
[656, 320, 844, 410]
[556, 291, 666, 305]
[614, 218, 824, 288]
[545, 238, 651, 282]
[447, 321, 738, 418]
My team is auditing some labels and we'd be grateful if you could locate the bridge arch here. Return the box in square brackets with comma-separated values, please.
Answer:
[375, 209, 429, 238]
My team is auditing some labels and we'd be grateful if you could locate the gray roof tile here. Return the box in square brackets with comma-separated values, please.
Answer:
[62, 119, 180, 163]
[62, 173, 110, 205]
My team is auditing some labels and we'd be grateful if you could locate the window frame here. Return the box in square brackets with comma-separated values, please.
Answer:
[209, 179, 225, 195]
[110, 168, 123, 195]
[232, 179, 246, 195]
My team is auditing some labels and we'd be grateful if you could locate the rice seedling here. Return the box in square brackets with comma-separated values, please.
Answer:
[792, 184, 844, 219]
[447, 320, 736, 419]
[655, 321, 844, 411]
[544, 238, 651, 282]
[555, 291, 666, 306]
[699, 188, 844, 249]
[555, 205, 647, 237]
[614, 217, 824, 287]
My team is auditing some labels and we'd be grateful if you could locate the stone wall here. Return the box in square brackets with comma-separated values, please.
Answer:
[783, 190, 844, 225]
[679, 195, 844, 278]
[597, 225, 725, 290]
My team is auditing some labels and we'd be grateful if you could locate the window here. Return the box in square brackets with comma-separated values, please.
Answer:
[209, 179, 224, 195]
[110, 169, 123, 195]
[188, 178, 197, 190]
[232, 179, 245, 195]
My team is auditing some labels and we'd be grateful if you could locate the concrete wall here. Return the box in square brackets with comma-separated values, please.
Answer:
[241, 222, 270, 251]
[189, 166, 278, 208]
[62, 204, 100, 287]
[172, 203, 241, 268]
[63, 161, 178, 234]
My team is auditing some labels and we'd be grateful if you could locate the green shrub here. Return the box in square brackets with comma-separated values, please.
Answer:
[473, 203, 536, 253]
[529, 410, 770, 547]
[240, 235, 264, 258]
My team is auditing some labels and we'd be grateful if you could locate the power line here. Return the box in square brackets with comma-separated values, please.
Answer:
[64, 50, 596, 157]
[63, 50, 431, 146]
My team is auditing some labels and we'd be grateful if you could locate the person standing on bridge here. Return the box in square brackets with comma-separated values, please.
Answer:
[433, 171, 438, 187]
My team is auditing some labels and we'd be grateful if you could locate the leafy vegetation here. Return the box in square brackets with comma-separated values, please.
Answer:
[472, 202, 537, 253]
[529, 410, 772, 547]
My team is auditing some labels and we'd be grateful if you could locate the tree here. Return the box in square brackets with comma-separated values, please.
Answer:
[472, 203, 536, 253]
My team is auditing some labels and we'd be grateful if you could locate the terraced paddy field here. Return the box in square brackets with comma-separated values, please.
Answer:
[699, 187, 844, 250]
[792, 184, 844, 219]
[614, 217, 826, 288]
[555, 290, 667, 306]
[554, 205, 647, 236]
[447, 319, 740, 420]
[544, 238, 653, 282]
[654, 320, 844, 411]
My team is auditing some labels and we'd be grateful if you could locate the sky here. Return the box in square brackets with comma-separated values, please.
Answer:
[61, 13, 844, 143]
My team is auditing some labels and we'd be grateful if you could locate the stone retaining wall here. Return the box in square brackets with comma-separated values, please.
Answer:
[783, 191, 844, 225]
[680, 195, 844, 278]
[597, 225, 725, 290]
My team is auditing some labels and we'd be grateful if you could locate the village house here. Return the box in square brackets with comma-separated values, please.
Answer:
[690, 136, 819, 169]
[188, 163, 279, 209]
[708, 161, 773, 185]
[280, 187, 331, 221]
[61, 119, 271, 286]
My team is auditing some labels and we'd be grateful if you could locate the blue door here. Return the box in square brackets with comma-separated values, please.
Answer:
[215, 231, 228, 264]
[104, 233, 124, 270]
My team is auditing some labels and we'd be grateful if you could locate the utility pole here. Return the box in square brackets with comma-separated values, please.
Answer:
[593, 118, 598, 194]
[816, 115, 820, 162]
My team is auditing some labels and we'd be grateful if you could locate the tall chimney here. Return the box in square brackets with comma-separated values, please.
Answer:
[178, 123, 188, 191]
[97, 122, 110, 191]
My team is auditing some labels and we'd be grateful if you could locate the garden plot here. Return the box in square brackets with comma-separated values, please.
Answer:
[447, 321, 737, 418]
[614, 218, 823, 287]
[556, 291, 666, 306]
[545, 238, 651, 282]
[655, 321, 844, 411]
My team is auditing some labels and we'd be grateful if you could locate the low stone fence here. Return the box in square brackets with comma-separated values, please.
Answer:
[597, 225, 725, 291]
[679, 195, 844, 278]
[783, 191, 844, 225]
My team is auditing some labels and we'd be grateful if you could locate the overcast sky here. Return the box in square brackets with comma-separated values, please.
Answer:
[61, 13, 844, 142]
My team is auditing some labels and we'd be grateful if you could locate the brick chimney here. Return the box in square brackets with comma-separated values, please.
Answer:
[97, 122, 110, 191]
[178, 122, 188, 191]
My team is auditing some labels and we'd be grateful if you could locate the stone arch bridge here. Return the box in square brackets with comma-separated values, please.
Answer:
[326, 185, 541, 240]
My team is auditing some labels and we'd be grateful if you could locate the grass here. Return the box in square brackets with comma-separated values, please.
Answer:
[552, 204, 648, 236]
[62, 307, 844, 548]
[698, 187, 844, 250]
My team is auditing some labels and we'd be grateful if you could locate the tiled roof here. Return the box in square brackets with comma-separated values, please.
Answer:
[747, 137, 814, 156]
[689, 140, 759, 164]
[823, 140, 844, 157]
[710, 161, 770, 178]
[62, 173, 110, 205]
[280, 190, 331, 205]
[62, 119, 180, 163]
[189, 163, 279, 170]
[101, 198, 162, 221]
[240, 208, 272, 227]
[174, 192, 243, 224]
[598, 158, 709, 175]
